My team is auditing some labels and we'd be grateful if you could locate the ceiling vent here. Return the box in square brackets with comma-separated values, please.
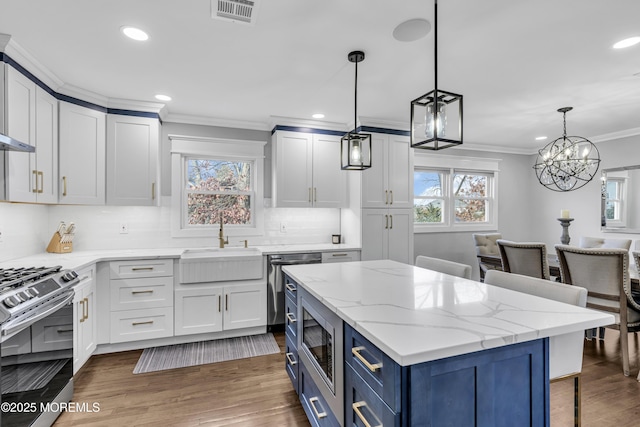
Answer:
[212, 0, 260, 25]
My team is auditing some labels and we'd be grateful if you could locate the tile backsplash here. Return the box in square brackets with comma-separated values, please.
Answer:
[0, 198, 342, 262]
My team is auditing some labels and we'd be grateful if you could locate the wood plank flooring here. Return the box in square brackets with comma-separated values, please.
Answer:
[55, 330, 640, 426]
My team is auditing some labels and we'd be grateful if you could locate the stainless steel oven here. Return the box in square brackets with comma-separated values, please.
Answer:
[0, 266, 79, 427]
[298, 286, 343, 424]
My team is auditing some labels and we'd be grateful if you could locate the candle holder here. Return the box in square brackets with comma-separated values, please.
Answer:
[557, 218, 574, 245]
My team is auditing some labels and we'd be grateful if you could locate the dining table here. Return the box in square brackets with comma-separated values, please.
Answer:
[477, 253, 640, 290]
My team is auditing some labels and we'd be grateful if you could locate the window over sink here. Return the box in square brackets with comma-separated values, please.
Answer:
[170, 136, 266, 238]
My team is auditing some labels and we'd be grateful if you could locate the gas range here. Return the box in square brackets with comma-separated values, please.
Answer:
[0, 266, 78, 335]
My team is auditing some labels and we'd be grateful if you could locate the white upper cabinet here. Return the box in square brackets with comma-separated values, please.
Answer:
[362, 133, 413, 208]
[272, 130, 347, 208]
[106, 114, 160, 206]
[58, 101, 106, 205]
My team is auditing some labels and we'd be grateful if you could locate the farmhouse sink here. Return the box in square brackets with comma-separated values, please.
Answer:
[179, 247, 264, 284]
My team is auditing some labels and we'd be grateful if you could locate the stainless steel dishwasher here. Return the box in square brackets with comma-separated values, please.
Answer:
[267, 252, 322, 329]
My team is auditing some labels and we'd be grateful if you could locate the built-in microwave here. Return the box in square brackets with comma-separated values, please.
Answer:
[298, 287, 343, 425]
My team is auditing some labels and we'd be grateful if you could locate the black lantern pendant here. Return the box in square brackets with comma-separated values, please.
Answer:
[341, 50, 372, 170]
[410, 0, 463, 150]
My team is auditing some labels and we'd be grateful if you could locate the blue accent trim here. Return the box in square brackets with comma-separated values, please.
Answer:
[1, 53, 160, 120]
[272, 124, 409, 137]
[360, 126, 410, 137]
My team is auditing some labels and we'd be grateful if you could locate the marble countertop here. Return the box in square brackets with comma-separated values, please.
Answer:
[0, 243, 360, 271]
[283, 259, 614, 366]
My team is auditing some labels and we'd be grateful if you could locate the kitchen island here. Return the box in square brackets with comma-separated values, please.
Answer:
[283, 260, 613, 427]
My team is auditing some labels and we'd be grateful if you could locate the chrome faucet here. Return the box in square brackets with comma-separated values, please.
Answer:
[218, 212, 229, 248]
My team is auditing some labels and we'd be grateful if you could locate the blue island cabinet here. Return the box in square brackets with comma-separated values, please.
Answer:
[344, 326, 550, 427]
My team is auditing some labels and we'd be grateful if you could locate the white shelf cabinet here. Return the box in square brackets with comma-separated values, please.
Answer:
[58, 101, 106, 205]
[174, 281, 266, 336]
[73, 264, 97, 374]
[4, 65, 58, 203]
[361, 208, 414, 264]
[106, 114, 160, 206]
[362, 133, 413, 208]
[272, 130, 347, 208]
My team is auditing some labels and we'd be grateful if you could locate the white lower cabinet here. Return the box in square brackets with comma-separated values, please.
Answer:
[108, 259, 174, 344]
[175, 281, 266, 336]
[321, 250, 361, 263]
[361, 208, 414, 264]
[73, 264, 97, 374]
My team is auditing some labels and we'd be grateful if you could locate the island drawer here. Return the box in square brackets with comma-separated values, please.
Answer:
[110, 276, 173, 311]
[110, 259, 174, 279]
[345, 364, 400, 427]
[299, 361, 341, 427]
[285, 292, 298, 339]
[345, 325, 401, 412]
[285, 333, 299, 394]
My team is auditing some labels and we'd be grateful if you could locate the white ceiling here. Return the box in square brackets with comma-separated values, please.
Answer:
[1, 0, 639, 153]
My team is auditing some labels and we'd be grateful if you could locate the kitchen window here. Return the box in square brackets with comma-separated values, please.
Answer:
[413, 153, 499, 233]
[604, 177, 625, 226]
[170, 136, 266, 238]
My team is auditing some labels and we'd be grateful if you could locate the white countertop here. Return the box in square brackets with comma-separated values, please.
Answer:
[283, 259, 614, 366]
[0, 243, 360, 271]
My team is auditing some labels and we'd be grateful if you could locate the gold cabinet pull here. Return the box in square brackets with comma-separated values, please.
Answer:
[225, 294, 229, 311]
[79, 299, 85, 323]
[132, 320, 154, 326]
[83, 297, 89, 321]
[285, 352, 297, 366]
[313, 187, 317, 202]
[384, 190, 388, 204]
[389, 214, 393, 229]
[62, 176, 67, 196]
[131, 289, 154, 295]
[218, 295, 222, 312]
[285, 283, 297, 292]
[32, 170, 38, 193]
[37, 171, 44, 193]
[151, 182, 156, 200]
[286, 312, 297, 323]
[390, 190, 393, 205]
[384, 214, 389, 229]
[331, 253, 348, 257]
[353, 401, 381, 427]
[131, 267, 154, 271]
[309, 397, 327, 419]
[352, 346, 383, 372]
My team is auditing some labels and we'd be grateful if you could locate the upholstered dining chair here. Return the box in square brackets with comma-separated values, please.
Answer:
[484, 270, 587, 427]
[497, 239, 550, 280]
[415, 255, 472, 279]
[555, 244, 640, 380]
[472, 233, 502, 281]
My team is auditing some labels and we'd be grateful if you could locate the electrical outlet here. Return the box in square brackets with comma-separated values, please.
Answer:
[119, 223, 129, 234]
[280, 222, 287, 233]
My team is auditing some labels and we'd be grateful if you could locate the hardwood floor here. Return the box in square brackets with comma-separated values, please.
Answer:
[55, 330, 640, 426]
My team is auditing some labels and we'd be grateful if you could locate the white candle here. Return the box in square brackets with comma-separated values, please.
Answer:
[560, 209, 570, 219]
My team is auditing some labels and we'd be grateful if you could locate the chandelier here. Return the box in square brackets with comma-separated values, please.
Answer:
[341, 50, 372, 170]
[533, 107, 600, 192]
[410, 0, 463, 150]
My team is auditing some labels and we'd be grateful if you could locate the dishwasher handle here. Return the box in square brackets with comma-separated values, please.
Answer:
[269, 259, 322, 266]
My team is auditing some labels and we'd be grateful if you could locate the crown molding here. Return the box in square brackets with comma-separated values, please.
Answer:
[590, 127, 640, 143]
[358, 116, 408, 132]
[164, 112, 269, 131]
[0, 34, 64, 91]
[269, 116, 347, 132]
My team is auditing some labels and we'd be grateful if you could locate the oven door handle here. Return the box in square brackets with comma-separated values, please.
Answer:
[1, 292, 74, 339]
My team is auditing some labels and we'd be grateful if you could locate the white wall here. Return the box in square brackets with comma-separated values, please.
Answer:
[0, 201, 49, 262]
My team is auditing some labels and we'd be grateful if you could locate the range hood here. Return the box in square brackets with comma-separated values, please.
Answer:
[0, 133, 35, 152]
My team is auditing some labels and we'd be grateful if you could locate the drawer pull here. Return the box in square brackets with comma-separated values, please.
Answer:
[131, 267, 154, 271]
[131, 289, 154, 295]
[285, 283, 297, 292]
[57, 328, 74, 333]
[309, 397, 327, 419]
[285, 352, 297, 366]
[286, 312, 297, 323]
[79, 299, 85, 323]
[352, 346, 383, 372]
[83, 297, 89, 321]
[353, 401, 381, 427]
[132, 320, 154, 326]
[332, 253, 348, 257]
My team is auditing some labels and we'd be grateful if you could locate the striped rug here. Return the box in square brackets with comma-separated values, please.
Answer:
[133, 333, 280, 374]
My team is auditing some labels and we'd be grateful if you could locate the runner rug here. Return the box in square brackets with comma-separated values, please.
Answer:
[133, 333, 280, 374]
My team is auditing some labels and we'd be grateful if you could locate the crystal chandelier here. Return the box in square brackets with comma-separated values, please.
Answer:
[533, 107, 600, 192]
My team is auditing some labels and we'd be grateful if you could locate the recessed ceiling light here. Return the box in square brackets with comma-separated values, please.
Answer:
[155, 94, 172, 101]
[393, 18, 431, 42]
[535, 136, 547, 141]
[312, 113, 325, 119]
[121, 26, 149, 41]
[613, 36, 640, 49]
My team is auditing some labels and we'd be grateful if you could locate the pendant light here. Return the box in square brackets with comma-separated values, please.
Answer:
[410, 0, 463, 150]
[341, 50, 372, 170]
[533, 107, 600, 192]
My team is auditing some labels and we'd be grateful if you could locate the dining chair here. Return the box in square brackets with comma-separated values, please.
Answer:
[484, 269, 587, 427]
[415, 255, 472, 279]
[555, 244, 640, 380]
[472, 233, 502, 281]
[497, 239, 550, 280]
